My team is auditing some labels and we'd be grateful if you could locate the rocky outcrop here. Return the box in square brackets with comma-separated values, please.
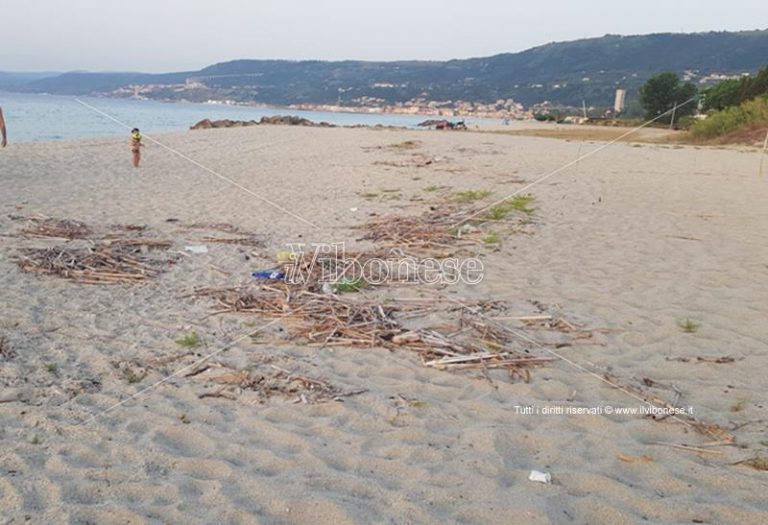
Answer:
[417, 119, 467, 130]
[417, 119, 446, 128]
[258, 115, 335, 127]
[190, 118, 258, 130]
[191, 115, 335, 130]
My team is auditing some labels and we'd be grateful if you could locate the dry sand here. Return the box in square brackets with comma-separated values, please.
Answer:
[1, 125, 767, 524]
[475, 121, 676, 144]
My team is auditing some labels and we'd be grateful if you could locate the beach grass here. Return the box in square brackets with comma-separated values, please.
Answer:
[482, 232, 502, 245]
[389, 140, 421, 149]
[333, 278, 369, 294]
[452, 190, 492, 203]
[485, 195, 536, 220]
[175, 332, 202, 347]
[677, 319, 701, 334]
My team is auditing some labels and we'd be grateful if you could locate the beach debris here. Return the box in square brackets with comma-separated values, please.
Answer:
[0, 336, 13, 360]
[332, 278, 368, 294]
[358, 206, 471, 254]
[616, 453, 654, 463]
[200, 236, 263, 246]
[180, 222, 265, 246]
[189, 245, 583, 378]
[16, 240, 175, 285]
[651, 442, 725, 456]
[252, 270, 286, 281]
[193, 284, 576, 378]
[21, 217, 93, 239]
[665, 355, 741, 364]
[111, 224, 148, 233]
[374, 154, 436, 168]
[358, 200, 535, 255]
[601, 371, 736, 442]
[192, 363, 364, 404]
[114, 360, 149, 384]
[10, 217, 177, 284]
[733, 455, 768, 471]
[528, 470, 552, 484]
[185, 245, 209, 254]
[184, 222, 244, 234]
[276, 251, 295, 263]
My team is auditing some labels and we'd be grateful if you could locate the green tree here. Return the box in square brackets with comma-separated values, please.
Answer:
[739, 67, 768, 102]
[639, 72, 698, 125]
[702, 79, 742, 112]
[701, 67, 768, 114]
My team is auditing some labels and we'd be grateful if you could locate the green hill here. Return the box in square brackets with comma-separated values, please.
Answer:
[8, 30, 768, 108]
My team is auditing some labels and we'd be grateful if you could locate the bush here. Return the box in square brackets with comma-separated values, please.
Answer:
[702, 79, 742, 112]
[690, 96, 768, 140]
[702, 66, 768, 113]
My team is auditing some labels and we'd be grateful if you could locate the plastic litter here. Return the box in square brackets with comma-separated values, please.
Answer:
[252, 270, 285, 280]
[184, 245, 209, 254]
[528, 470, 552, 484]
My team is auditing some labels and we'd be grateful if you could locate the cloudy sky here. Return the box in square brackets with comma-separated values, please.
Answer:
[3, 0, 765, 72]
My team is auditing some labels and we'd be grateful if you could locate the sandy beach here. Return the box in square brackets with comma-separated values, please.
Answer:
[1, 124, 767, 524]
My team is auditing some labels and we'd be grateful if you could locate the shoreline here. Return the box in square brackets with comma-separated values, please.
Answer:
[1, 90, 506, 145]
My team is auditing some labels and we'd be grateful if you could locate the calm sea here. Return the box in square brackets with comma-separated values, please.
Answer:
[0, 92, 480, 143]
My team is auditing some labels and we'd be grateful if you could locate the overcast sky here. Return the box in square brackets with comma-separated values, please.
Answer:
[3, 0, 766, 72]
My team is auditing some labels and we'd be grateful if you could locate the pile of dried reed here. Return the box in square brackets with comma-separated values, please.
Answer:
[17, 240, 174, 284]
[195, 284, 558, 377]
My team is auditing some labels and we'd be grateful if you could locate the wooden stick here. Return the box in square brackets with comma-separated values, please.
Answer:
[490, 315, 553, 321]
[651, 442, 724, 456]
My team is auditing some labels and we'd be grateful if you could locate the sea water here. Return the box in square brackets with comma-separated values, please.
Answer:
[0, 91, 482, 143]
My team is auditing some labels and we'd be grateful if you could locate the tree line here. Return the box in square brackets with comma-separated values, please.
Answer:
[638, 66, 768, 126]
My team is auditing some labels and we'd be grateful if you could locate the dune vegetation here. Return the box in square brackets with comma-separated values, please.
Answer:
[689, 96, 768, 143]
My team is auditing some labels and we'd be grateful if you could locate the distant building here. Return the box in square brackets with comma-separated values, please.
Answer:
[614, 89, 627, 114]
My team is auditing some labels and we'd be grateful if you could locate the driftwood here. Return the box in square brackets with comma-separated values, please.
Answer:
[193, 363, 364, 404]
[600, 371, 735, 443]
[357, 202, 533, 255]
[12, 217, 176, 285]
[358, 207, 473, 254]
[200, 236, 264, 246]
[194, 284, 583, 377]
[17, 241, 175, 284]
[21, 217, 92, 239]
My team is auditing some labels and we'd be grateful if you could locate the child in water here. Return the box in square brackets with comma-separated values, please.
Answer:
[130, 128, 144, 167]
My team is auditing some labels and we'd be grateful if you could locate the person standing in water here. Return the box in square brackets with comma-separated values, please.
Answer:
[131, 128, 144, 167]
[1, 107, 7, 148]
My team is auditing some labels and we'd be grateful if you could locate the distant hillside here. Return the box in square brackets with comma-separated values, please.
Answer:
[14, 71, 191, 95]
[8, 30, 768, 108]
[0, 72, 60, 90]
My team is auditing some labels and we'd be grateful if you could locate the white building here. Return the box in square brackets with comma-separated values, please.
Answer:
[614, 89, 627, 114]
